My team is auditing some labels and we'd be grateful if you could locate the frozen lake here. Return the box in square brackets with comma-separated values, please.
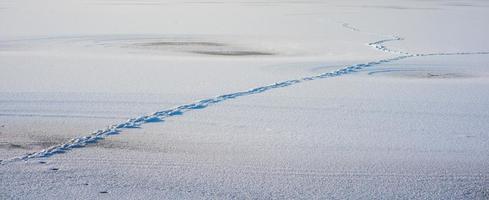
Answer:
[1, 0, 489, 199]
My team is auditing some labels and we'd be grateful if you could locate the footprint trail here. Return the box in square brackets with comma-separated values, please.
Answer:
[1, 23, 488, 164]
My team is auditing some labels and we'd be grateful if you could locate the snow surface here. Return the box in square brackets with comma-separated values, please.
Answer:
[1, 0, 489, 199]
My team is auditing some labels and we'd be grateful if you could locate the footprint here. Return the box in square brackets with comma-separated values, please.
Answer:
[99, 191, 109, 194]
[49, 168, 59, 171]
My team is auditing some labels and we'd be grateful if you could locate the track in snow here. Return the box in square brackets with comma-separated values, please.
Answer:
[1, 23, 489, 164]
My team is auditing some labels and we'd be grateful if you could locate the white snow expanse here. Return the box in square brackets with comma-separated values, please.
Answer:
[1, 0, 489, 199]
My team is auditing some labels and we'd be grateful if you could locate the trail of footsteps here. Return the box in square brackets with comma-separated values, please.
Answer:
[342, 23, 411, 55]
[342, 23, 489, 57]
[0, 55, 411, 164]
[2, 24, 489, 164]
